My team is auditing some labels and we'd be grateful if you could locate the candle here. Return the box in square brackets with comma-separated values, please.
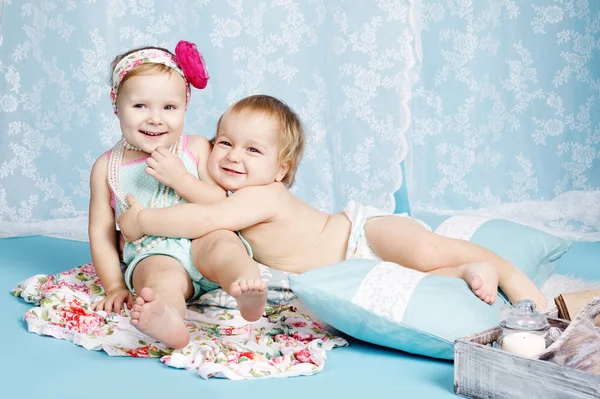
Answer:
[501, 332, 546, 357]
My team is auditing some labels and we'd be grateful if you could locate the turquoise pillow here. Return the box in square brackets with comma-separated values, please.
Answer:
[289, 215, 571, 359]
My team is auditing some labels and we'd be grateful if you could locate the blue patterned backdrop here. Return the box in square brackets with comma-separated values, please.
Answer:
[0, 0, 599, 241]
[413, 0, 599, 207]
[411, 0, 599, 240]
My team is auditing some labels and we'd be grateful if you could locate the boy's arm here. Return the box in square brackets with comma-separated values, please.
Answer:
[88, 155, 133, 311]
[136, 185, 279, 239]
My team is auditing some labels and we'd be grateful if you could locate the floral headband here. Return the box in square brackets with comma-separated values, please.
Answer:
[110, 40, 209, 114]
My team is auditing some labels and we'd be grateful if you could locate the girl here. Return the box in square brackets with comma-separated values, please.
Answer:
[88, 42, 266, 350]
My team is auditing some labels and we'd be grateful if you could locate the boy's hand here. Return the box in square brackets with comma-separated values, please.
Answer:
[146, 147, 188, 190]
[92, 286, 134, 315]
[116, 194, 145, 242]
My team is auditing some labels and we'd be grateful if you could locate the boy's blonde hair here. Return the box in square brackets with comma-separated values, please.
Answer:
[215, 95, 305, 188]
[109, 46, 183, 90]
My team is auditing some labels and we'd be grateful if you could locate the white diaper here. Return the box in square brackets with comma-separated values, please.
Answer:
[343, 200, 431, 261]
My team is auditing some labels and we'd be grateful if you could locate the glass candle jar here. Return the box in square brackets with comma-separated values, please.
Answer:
[499, 299, 550, 357]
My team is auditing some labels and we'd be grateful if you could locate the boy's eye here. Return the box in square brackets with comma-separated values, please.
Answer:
[219, 140, 232, 147]
[248, 147, 260, 154]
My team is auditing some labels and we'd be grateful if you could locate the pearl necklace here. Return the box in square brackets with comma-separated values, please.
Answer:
[123, 141, 142, 151]
[108, 137, 183, 254]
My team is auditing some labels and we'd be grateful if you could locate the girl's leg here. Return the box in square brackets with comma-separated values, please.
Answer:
[192, 230, 267, 322]
[129, 255, 194, 349]
[364, 215, 547, 310]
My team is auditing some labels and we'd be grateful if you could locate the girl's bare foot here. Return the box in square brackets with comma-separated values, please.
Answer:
[229, 278, 267, 322]
[460, 262, 499, 304]
[130, 287, 190, 349]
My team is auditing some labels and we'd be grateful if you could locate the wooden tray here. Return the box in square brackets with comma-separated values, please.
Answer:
[454, 318, 600, 399]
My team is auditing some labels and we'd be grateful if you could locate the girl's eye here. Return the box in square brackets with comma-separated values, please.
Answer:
[248, 147, 260, 154]
[165, 105, 176, 110]
[134, 104, 145, 108]
[219, 141, 231, 147]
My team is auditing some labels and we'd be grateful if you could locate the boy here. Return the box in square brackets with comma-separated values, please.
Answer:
[118, 95, 547, 332]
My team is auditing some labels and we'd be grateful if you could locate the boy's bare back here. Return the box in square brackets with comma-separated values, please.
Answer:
[230, 183, 352, 273]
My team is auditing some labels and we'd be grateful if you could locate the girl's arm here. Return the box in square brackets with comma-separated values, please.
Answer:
[187, 135, 226, 204]
[174, 173, 226, 204]
[88, 155, 128, 294]
[188, 136, 227, 203]
[145, 136, 226, 205]
[124, 185, 279, 240]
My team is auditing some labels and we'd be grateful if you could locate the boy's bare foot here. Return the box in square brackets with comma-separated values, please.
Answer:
[229, 278, 267, 322]
[500, 266, 548, 312]
[460, 262, 499, 304]
[130, 287, 190, 349]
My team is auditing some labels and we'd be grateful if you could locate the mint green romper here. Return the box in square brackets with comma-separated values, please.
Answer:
[110, 135, 220, 300]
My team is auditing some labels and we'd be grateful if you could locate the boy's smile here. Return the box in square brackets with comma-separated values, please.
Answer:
[222, 167, 245, 175]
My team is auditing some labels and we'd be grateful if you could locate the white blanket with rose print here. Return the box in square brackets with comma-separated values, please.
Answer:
[11, 262, 347, 380]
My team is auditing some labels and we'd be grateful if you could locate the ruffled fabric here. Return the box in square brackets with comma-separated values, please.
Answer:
[175, 40, 209, 89]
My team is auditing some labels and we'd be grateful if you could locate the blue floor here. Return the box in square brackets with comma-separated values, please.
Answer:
[2, 237, 599, 398]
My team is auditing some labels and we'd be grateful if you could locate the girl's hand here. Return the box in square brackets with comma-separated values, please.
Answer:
[93, 286, 133, 315]
[146, 147, 189, 189]
[116, 194, 145, 242]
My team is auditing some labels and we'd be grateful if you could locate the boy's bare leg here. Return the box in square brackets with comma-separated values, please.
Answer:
[192, 230, 267, 321]
[496, 267, 548, 310]
[129, 255, 193, 349]
[428, 262, 499, 304]
[364, 216, 547, 310]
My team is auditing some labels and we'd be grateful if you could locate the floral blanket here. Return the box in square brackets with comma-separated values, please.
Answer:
[11, 263, 348, 380]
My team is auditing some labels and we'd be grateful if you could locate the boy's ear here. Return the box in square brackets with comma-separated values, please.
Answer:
[274, 160, 290, 183]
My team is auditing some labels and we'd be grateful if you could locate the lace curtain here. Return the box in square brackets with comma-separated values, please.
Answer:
[0, 0, 418, 241]
[410, 0, 600, 241]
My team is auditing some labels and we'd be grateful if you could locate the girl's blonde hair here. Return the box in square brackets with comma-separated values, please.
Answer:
[214, 95, 305, 188]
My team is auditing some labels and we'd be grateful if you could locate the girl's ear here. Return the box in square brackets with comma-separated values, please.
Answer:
[274, 160, 290, 183]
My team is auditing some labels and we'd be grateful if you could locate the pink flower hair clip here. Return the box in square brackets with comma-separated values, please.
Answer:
[175, 40, 209, 90]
